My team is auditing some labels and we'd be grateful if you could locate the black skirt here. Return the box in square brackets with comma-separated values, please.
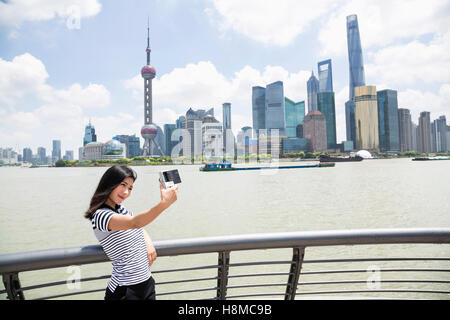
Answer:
[104, 276, 156, 300]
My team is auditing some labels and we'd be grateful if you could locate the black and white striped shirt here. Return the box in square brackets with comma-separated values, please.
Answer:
[92, 204, 151, 292]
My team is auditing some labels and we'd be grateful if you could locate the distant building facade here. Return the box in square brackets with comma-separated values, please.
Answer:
[398, 108, 413, 152]
[317, 92, 337, 150]
[285, 98, 305, 138]
[418, 111, 431, 153]
[307, 71, 319, 113]
[252, 86, 266, 138]
[354, 86, 379, 151]
[318, 59, 333, 93]
[377, 89, 400, 152]
[303, 110, 327, 153]
[265, 81, 286, 137]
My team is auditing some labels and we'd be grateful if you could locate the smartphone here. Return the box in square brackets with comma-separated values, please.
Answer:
[159, 169, 181, 189]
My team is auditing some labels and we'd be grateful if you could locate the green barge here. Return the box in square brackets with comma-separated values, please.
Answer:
[199, 161, 335, 172]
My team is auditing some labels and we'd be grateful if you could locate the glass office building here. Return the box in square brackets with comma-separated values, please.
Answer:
[265, 81, 286, 137]
[285, 97, 305, 138]
[354, 86, 379, 151]
[307, 71, 319, 113]
[345, 100, 356, 144]
[318, 59, 333, 93]
[377, 89, 400, 152]
[83, 121, 97, 146]
[317, 92, 337, 149]
[347, 14, 366, 100]
[252, 86, 266, 137]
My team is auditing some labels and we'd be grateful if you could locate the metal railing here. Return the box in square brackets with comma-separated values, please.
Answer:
[1, 228, 450, 300]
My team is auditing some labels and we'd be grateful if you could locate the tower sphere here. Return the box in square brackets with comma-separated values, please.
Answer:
[141, 124, 158, 139]
[141, 65, 156, 79]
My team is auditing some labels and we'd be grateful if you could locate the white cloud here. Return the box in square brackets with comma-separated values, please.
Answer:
[318, 0, 450, 57]
[0, 53, 50, 105]
[207, 0, 337, 46]
[44, 83, 111, 108]
[366, 32, 450, 87]
[0, 0, 102, 28]
[0, 53, 111, 155]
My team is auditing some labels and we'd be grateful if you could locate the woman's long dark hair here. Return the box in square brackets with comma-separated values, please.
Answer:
[85, 165, 137, 220]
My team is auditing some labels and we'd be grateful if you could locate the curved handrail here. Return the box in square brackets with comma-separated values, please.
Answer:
[1, 228, 450, 274]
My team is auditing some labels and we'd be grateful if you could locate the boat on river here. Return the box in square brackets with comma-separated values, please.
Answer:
[412, 156, 450, 161]
[319, 154, 363, 162]
[200, 161, 335, 171]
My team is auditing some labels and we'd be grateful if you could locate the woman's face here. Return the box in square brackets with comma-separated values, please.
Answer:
[108, 177, 134, 206]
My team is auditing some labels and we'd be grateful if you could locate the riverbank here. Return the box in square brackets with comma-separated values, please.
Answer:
[2, 151, 449, 168]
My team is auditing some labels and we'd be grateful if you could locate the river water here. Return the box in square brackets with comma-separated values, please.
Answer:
[1, 158, 449, 299]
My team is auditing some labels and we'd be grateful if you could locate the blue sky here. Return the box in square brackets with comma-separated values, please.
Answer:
[1, 0, 449, 156]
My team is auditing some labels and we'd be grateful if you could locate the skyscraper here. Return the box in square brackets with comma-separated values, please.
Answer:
[317, 92, 337, 150]
[431, 116, 448, 152]
[23, 148, 32, 163]
[318, 59, 333, 92]
[303, 111, 327, 152]
[163, 124, 177, 157]
[222, 102, 232, 153]
[398, 108, 413, 152]
[83, 120, 97, 146]
[284, 98, 305, 138]
[252, 86, 266, 138]
[140, 20, 164, 156]
[437, 116, 448, 152]
[377, 89, 400, 152]
[346, 14, 366, 101]
[307, 71, 319, 113]
[345, 100, 356, 144]
[418, 111, 431, 153]
[346, 14, 366, 146]
[354, 86, 379, 151]
[265, 81, 286, 137]
[52, 140, 61, 162]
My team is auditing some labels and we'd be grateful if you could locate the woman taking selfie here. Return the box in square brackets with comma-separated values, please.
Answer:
[84, 165, 178, 300]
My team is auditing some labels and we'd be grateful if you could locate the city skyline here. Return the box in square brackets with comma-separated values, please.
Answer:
[1, 1, 449, 155]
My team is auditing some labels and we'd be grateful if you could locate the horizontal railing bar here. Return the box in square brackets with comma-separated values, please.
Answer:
[226, 293, 285, 299]
[156, 276, 218, 286]
[295, 289, 450, 295]
[229, 261, 292, 268]
[298, 279, 450, 286]
[33, 287, 106, 300]
[303, 257, 450, 263]
[20, 274, 110, 292]
[152, 264, 219, 274]
[227, 282, 287, 289]
[228, 272, 292, 279]
[301, 268, 450, 275]
[2, 228, 450, 274]
[156, 286, 218, 296]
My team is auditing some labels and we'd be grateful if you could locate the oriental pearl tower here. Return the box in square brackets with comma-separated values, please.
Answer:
[141, 21, 164, 156]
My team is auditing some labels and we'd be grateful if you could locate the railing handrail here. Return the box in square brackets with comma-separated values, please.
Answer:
[1, 228, 450, 274]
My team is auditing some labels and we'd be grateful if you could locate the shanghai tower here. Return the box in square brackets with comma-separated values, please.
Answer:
[345, 14, 365, 143]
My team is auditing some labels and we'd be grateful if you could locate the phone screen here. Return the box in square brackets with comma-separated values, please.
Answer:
[163, 169, 181, 184]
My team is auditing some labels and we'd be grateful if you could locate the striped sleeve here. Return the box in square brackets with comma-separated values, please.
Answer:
[92, 209, 116, 232]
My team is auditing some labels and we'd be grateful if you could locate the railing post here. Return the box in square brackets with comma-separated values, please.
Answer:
[285, 247, 305, 300]
[217, 251, 230, 300]
[3, 272, 25, 300]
